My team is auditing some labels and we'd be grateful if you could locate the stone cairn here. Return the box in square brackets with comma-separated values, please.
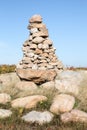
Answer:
[16, 15, 64, 84]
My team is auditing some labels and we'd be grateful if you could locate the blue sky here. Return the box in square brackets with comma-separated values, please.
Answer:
[0, 0, 87, 67]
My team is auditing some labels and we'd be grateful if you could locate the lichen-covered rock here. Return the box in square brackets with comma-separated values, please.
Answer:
[22, 111, 54, 125]
[55, 70, 83, 96]
[56, 70, 83, 84]
[55, 79, 79, 96]
[0, 109, 12, 118]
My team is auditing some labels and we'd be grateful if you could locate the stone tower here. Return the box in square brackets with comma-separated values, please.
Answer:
[16, 15, 64, 84]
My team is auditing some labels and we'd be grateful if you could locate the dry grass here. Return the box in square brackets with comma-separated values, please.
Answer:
[0, 71, 87, 130]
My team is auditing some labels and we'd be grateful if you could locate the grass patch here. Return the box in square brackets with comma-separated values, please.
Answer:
[0, 70, 87, 129]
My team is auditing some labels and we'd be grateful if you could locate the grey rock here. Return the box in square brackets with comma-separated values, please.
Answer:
[0, 109, 12, 118]
[55, 79, 79, 96]
[22, 111, 54, 125]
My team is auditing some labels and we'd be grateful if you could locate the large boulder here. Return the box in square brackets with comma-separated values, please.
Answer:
[0, 72, 19, 86]
[16, 68, 57, 84]
[56, 70, 83, 84]
[55, 70, 83, 96]
[11, 95, 47, 109]
[61, 109, 87, 123]
[50, 94, 75, 114]
[15, 81, 38, 91]
[55, 79, 79, 96]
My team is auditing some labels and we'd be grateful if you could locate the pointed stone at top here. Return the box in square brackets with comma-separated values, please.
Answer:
[29, 15, 42, 23]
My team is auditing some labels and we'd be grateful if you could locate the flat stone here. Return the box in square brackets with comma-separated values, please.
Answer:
[29, 15, 42, 23]
[16, 68, 57, 84]
[32, 30, 48, 38]
[32, 37, 44, 44]
[0, 93, 11, 104]
[38, 67, 47, 70]
[34, 48, 43, 54]
[61, 109, 87, 123]
[40, 53, 49, 58]
[22, 57, 31, 64]
[29, 44, 37, 49]
[28, 23, 46, 29]
[11, 95, 47, 109]
[50, 94, 75, 114]
[49, 62, 59, 66]
[47, 65, 54, 69]
[42, 44, 49, 49]
[40, 81, 55, 89]
[15, 81, 37, 91]
[38, 60, 47, 63]
[22, 111, 54, 125]
[43, 39, 53, 45]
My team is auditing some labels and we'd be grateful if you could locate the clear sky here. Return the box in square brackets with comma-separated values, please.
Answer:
[0, 0, 87, 67]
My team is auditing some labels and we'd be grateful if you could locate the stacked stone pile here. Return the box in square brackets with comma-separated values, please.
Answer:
[17, 15, 64, 71]
[16, 15, 64, 84]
